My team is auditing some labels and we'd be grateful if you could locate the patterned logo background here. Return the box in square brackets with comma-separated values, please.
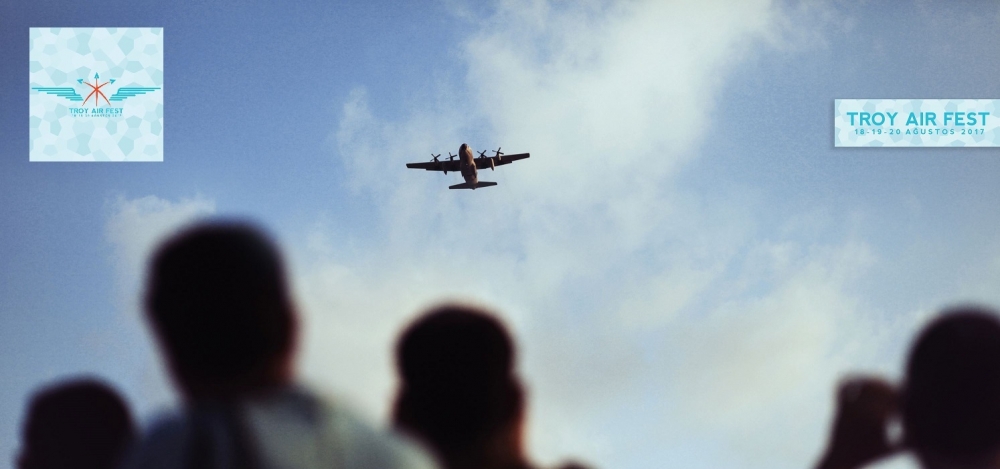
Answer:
[29, 28, 163, 162]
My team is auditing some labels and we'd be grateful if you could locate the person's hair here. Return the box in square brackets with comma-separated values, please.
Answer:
[19, 378, 135, 469]
[393, 303, 523, 454]
[144, 221, 294, 390]
[903, 305, 1000, 462]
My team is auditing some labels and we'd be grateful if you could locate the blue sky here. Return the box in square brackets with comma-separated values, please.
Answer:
[2, 1, 1000, 468]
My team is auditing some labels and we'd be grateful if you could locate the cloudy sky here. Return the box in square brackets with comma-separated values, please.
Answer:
[3, 1, 1000, 468]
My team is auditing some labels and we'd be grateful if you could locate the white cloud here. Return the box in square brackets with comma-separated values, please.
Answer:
[91, 3, 999, 468]
[104, 194, 216, 414]
[105, 195, 217, 300]
[306, 1, 894, 468]
[85, 2, 977, 469]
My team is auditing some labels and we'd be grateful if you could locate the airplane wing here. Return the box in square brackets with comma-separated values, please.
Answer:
[406, 159, 462, 172]
[109, 87, 161, 102]
[474, 152, 530, 169]
[31, 87, 83, 102]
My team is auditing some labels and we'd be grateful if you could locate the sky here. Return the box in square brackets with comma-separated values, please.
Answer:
[2, 1, 1000, 468]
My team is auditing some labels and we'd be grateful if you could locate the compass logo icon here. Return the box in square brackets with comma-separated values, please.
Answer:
[81, 73, 112, 106]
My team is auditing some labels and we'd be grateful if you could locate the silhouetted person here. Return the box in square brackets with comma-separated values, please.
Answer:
[394, 304, 591, 469]
[17, 378, 135, 469]
[121, 221, 437, 469]
[815, 305, 1000, 469]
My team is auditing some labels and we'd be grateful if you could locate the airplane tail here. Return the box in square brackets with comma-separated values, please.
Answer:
[449, 181, 498, 190]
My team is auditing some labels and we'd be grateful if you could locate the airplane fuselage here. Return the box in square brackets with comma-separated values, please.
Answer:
[459, 143, 478, 186]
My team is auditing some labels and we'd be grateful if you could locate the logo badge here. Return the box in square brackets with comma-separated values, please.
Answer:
[29, 28, 164, 161]
[835, 99, 999, 147]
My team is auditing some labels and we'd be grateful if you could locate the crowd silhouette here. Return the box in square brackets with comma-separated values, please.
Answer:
[393, 305, 587, 469]
[17, 378, 135, 469]
[815, 306, 1000, 469]
[120, 222, 435, 469]
[15, 219, 1000, 469]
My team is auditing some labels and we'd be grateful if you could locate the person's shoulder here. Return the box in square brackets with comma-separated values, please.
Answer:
[552, 463, 594, 469]
[309, 390, 438, 469]
[519, 462, 594, 469]
[555, 464, 593, 469]
[117, 411, 190, 469]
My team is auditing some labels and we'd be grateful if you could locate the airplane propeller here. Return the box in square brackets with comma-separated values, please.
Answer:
[443, 152, 457, 175]
[431, 153, 441, 162]
[493, 147, 503, 161]
[481, 149, 497, 171]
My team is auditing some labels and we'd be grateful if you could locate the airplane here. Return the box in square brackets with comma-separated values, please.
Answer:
[405, 144, 529, 190]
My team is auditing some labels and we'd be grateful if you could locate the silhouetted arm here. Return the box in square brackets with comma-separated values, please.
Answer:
[814, 377, 902, 469]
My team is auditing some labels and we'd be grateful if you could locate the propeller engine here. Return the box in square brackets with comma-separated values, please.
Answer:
[475, 149, 496, 170]
[431, 153, 441, 162]
[493, 147, 503, 161]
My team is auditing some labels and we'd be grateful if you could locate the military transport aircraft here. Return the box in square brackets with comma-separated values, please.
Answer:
[405, 144, 530, 190]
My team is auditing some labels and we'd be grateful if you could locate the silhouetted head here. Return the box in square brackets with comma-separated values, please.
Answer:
[145, 221, 296, 398]
[393, 304, 524, 460]
[18, 378, 135, 469]
[903, 306, 1000, 466]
